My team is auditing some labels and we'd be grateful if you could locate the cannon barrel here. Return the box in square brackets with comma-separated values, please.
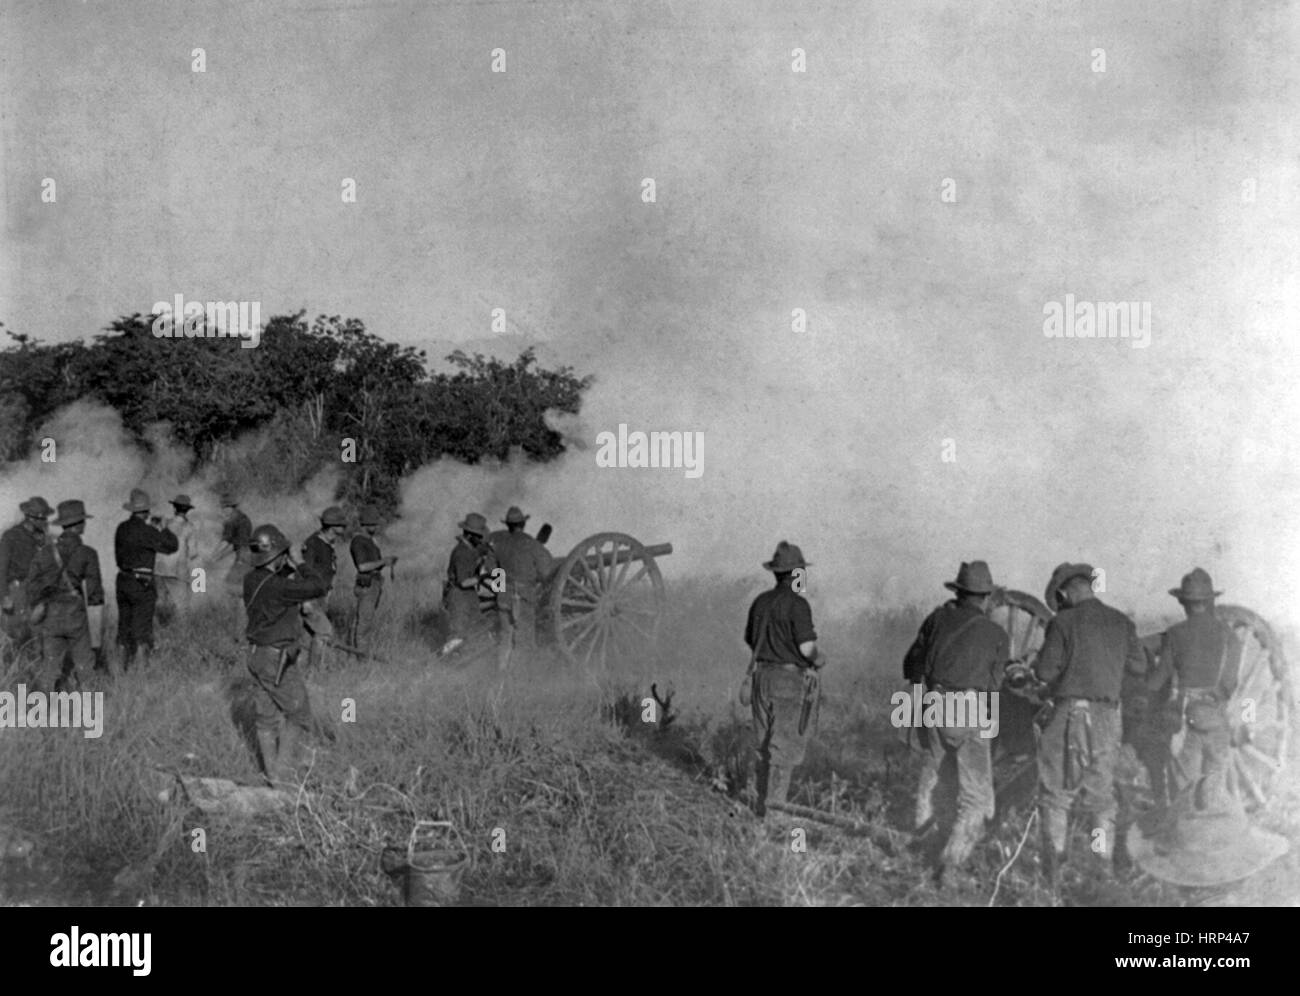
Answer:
[581, 542, 672, 571]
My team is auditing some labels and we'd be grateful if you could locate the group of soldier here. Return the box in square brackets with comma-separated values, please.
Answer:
[744, 547, 1241, 887]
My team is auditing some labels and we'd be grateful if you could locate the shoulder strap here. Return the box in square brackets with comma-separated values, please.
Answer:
[246, 570, 277, 616]
[926, 612, 983, 680]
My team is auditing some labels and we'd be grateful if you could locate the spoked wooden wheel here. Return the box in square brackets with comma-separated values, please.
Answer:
[1211, 604, 1292, 811]
[987, 588, 1054, 772]
[548, 532, 665, 670]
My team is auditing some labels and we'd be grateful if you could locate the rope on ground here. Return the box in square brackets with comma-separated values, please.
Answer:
[987, 807, 1037, 907]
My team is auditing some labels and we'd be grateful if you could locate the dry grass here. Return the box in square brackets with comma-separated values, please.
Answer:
[1, 580, 1296, 906]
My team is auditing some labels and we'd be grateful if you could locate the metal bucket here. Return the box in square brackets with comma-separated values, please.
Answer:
[382, 820, 468, 907]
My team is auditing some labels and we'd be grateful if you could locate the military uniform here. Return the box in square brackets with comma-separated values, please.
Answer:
[114, 491, 178, 669]
[26, 502, 104, 692]
[902, 561, 1009, 872]
[442, 514, 497, 654]
[1152, 569, 1241, 812]
[220, 499, 253, 639]
[745, 542, 820, 813]
[488, 508, 552, 670]
[243, 525, 327, 786]
[0, 499, 51, 646]
[349, 530, 384, 648]
[1034, 564, 1147, 868]
[301, 516, 341, 667]
[153, 496, 199, 621]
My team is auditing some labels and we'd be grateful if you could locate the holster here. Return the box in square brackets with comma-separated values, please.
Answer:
[798, 668, 820, 736]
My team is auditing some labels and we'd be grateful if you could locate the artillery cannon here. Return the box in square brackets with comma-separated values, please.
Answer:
[538, 531, 673, 670]
[988, 589, 1293, 814]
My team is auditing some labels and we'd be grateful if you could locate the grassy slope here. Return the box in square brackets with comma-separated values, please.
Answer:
[1, 579, 1296, 907]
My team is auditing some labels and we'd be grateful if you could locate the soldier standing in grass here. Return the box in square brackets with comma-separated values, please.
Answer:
[211, 492, 253, 641]
[243, 524, 328, 787]
[300, 505, 347, 669]
[350, 505, 396, 651]
[488, 506, 553, 671]
[902, 561, 1009, 882]
[153, 494, 199, 623]
[1033, 562, 1147, 885]
[0, 496, 53, 648]
[114, 489, 178, 672]
[26, 500, 104, 692]
[1149, 568, 1242, 813]
[743, 541, 823, 816]
[439, 513, 496, 657]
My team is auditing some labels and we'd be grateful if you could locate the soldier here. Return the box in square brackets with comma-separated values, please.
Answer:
[243, 524, 328, 787]
[349, 505, 396, 650]
[25, 501, 105, 692]
[300, 506, 347, 669]
[488, 506, 554, 671]
[1151, 568, 1242, 813]
[153, 494, 199, 623]
[114, 489, 178, 672]
[743, 541, 823, 816]
[902, 561, 1010, 880]
[439, 513, 496, 657]
[211, 492, 253, 641]
[0, 496, 53, 648]
[1032, 562, 1147, 884]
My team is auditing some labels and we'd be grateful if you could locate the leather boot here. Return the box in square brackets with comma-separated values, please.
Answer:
[940, 812, 984, 871]
[768, 764, 792, 807]
[256, 727, 282, 786]
[1041, 806, 1068, 890]
[914, 766, 939, 832]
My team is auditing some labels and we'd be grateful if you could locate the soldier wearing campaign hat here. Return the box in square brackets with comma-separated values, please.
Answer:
[300, 506, 348, 669]
[0, 496, 54, 646]
[1148, 568, 1242, 814]
[487, 507, 554, 671]
[349, 505, 397, 651]
[26, 500, 104, 691]
[114, 489, 178, 672]
[154, 494, 199, 623]
[901, 561, 1010, 883]
[439, 512, 497, 657]
[1032, 562, 1147, 885]
[743, 541, 824, 816]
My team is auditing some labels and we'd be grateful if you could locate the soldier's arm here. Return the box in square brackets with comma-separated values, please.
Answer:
[82, 549, 105, 607]
[283, 562, 329, 602]
[990, 628, 1011, 689]
[150, 523, 180, 555]
[0, 533, 13, 607]
[1147, 632, 1174, 693]
[1219, 629, 1244, 700]
[902, 614, 932, 682]
[24, 549, 53, 603]
[793, 598, 819, 664]
[1033, 617, 1067, 687]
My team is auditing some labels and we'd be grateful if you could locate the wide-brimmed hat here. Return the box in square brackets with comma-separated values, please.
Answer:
[502, 506, 530, 525]
[1044, 562, 1096, 611]
[19, 496, 54, 518]
[1127, 793, 1288, 887]
[1169, 567, 1222, 602]
[320, 506, 347, 527]
[359, 505, 381, 526]
[763, 541, 809, 572]
[54, 500, 92, 528]
[122, 488, 152, 513]
[459, 512, 489, 536]
[943, 560, 996, 595]
[170, 493, 194, 510]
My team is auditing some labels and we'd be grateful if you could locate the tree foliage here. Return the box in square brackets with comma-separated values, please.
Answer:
[0, 315, 592, 510]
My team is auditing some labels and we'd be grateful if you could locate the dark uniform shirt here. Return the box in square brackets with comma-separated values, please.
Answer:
[301, 532, 338, 590]
[1157, 612, 1242, 695]
[0, 523, 45, 586]
[222, 511, 253, 563]
[27, 533, 105, 616]
[903, 601, 1010, 692]
[1034, 597, 1146, 702]
[447, 536, 494, 589]
[487, 530, 552, 601]
[244, 562, 327, 646]
[745, 582, 817, 667]
[114, 516, 179, 572]
[350, 533, 383, 587]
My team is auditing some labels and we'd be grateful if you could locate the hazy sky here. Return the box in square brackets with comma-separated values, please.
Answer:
[2, 0, 1297, 624]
